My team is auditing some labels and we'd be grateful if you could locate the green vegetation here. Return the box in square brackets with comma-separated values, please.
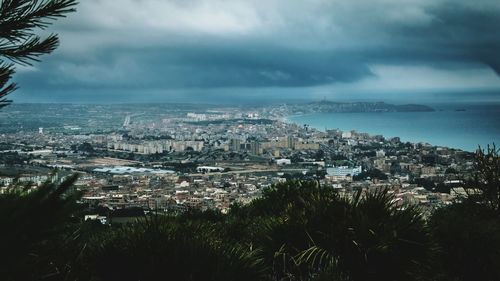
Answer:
[71, 142, 95, 154]
[470, 144, 500, 211]
[0, 0, 77, 108]
[353, 168, 388, 181]
[84, 218, 267, 281]
[429, 201, 500, 281]
[0, 174, 83, 280]
[0, 151, 32, 166]
[426, 144, 500, 281]
[1, 145, 499, 281]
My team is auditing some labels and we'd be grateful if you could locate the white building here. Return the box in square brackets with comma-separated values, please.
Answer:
[327, 166, 362, 177]
[197, 166, 225, 173]
[276, 159, 292, 166]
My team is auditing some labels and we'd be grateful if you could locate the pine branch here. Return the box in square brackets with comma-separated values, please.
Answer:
[0, 62, 15, 87]
[0, 63, 17, 108]
[0, 33, 59, 65]
[0, 0, 77, 41]
[0, 0, 77, 108]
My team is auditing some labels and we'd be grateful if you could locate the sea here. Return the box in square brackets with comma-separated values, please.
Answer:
[286, 102, 500, 152]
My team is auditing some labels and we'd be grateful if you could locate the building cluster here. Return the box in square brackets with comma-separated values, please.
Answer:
[108, 140, 204, 154]
[77, 171, 282, 214]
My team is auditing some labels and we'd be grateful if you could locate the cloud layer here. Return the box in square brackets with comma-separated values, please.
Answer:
[13, 0, 500, 102]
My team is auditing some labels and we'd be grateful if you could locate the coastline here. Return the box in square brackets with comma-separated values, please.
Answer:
[279, 113, 312, 124]
[281, 113, 442, 149]
[280, 110, 499, 152]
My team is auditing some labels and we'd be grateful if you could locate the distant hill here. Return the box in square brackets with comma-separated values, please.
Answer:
[289, 101, 435, 114]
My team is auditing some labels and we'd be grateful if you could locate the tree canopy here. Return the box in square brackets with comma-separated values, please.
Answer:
[0, 0, 77, 108]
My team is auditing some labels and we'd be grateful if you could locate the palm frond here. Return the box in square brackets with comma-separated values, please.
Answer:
[297, 246, 338, 270]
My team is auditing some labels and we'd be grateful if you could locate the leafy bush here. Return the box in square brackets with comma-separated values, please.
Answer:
[84, 216, 268, 281]
[0, 175, 84, 281]
[429, 201, 500, 281]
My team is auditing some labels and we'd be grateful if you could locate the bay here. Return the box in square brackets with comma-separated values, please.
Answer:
[286, 103, 500, 152]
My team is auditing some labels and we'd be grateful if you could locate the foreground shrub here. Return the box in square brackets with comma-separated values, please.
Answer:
[85, 216, 268, 281]
[429, 201, 500, 281]
[232, 182, 433, 281]
[0, 175, 83, 281]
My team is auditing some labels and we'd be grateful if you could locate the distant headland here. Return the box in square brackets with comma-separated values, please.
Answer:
[282, 101, 435, 115]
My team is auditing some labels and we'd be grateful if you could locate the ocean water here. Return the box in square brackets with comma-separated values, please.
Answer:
[287, 103, 500, 152]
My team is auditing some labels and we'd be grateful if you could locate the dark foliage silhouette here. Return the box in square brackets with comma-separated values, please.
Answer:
[0, 0, 77, 108]
[84, 216, 268, 281]
[0, 174, 83, 280]
[429, 143, 500, 281]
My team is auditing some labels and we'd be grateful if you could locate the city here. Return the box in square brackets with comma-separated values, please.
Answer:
[0, 103, 475, 221]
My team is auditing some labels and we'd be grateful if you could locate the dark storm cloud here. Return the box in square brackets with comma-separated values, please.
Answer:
[429, 3, 500, 74]
[11, 0, 500, 101]
[17, 44, 372, 90]
[384, 2, 500, 73]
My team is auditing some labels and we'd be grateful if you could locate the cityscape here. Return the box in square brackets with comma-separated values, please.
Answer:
[0, 102, 475, 220]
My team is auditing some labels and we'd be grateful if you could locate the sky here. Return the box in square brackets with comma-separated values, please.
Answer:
[11, 0, 500, 104]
